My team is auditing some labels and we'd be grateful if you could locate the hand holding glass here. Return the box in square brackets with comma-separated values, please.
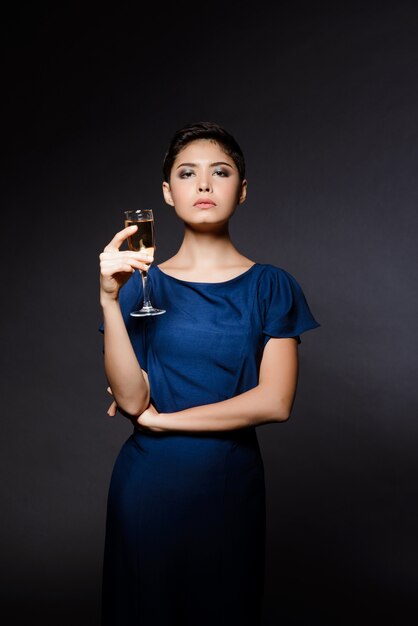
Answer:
[124, 209, 166, 316]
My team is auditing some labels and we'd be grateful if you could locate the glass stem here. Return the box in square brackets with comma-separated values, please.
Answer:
[141, 270, 153, 310]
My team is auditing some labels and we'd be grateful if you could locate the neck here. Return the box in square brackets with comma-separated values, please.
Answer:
[174, 222, 240, 269]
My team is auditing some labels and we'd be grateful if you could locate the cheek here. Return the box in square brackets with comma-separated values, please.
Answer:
[171, 184, 191, 202]
[170, 195, 191, 219]
[226, 182, 242, 202]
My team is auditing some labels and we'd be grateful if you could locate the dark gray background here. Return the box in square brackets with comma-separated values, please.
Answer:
[1, 2, 417, 625]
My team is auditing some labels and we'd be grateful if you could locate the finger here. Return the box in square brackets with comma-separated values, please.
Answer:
[101, 250, 154, 262]
[103, 225, 138, 253]
[107, 387, 113, 396]
[100, 263, 135, 276]
[121, 250, 154, 262]
[100, 260, 151, 275]
[107, 401, 118, 417]
[100, 254, 153, 274]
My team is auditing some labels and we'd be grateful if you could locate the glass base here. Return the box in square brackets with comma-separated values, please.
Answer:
[130, 306, 166, 317]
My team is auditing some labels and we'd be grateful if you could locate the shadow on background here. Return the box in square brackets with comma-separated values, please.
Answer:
[1, 2, 417, 624]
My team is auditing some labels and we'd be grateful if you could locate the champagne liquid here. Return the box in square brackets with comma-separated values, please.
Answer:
[125, 219, 155, 255]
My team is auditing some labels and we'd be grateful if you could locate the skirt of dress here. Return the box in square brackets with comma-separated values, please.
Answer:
[101, 426, 266, 626]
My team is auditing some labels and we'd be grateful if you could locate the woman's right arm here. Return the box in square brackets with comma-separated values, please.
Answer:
[99, 225, 153, 416]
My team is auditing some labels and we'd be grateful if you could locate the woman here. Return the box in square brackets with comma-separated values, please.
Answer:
[99, 121, 320, 625]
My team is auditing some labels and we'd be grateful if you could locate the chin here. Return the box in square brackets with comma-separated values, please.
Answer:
[186, 219, 229, 232]
[194, 211, 234, 223]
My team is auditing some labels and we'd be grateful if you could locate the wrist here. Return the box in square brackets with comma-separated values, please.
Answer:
[155, 413, 172, 431]
[100, 293, 120, 309]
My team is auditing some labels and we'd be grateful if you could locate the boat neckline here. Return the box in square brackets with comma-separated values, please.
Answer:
[153, 263, 259, 286]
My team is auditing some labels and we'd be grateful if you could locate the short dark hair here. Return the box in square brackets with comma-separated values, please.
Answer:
[162, 121, 246, 182]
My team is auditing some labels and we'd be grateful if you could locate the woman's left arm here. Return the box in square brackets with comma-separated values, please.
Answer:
[138, 337, 299, 432]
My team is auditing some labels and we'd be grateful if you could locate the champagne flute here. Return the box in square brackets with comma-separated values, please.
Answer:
[124, 209, 166, 316]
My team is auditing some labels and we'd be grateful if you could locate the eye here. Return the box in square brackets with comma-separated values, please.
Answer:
[178, 169, 194, 179]
[213, 168, 229, 177]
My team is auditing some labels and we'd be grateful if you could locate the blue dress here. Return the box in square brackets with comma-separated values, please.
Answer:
[100, 263, 320, 626]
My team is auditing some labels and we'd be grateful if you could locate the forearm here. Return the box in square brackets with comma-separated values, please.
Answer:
[102, 299, 149, 415]
[153, 383, 291, 433]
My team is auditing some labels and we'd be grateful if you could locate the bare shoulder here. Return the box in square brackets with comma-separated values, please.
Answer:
[157, 256, 179, 271]
[235, 253, 256, 268]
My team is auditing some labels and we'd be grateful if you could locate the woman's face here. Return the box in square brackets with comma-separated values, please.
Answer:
[162, 139, 247, 229]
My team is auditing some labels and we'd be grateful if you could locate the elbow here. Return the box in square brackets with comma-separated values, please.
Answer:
[268, 400, 293, 423]
[255, 385, 295, 424]
[117, 391, 150, 419]
[272, 410, 290, 423]
[121, 403, 147, 419]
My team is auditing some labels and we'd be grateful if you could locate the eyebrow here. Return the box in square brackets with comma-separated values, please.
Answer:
[176, 161, 234, 169]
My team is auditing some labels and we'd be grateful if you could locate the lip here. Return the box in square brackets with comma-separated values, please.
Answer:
[194, 198, 216, 207]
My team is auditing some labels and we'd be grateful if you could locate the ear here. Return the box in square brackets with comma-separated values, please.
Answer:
[162, 181, 175, 206]
[238, 179, 247, 204]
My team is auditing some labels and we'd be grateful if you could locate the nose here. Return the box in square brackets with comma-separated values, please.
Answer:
[197, 177, 212, 192]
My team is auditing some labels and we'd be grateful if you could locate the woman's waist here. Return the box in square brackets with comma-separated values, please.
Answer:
[128, 425, 263, 475]
[130, 425, 261, 459]
[132, 424, 258, 444]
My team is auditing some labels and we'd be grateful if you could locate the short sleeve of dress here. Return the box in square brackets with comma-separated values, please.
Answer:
[260, 265, 320, 346]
